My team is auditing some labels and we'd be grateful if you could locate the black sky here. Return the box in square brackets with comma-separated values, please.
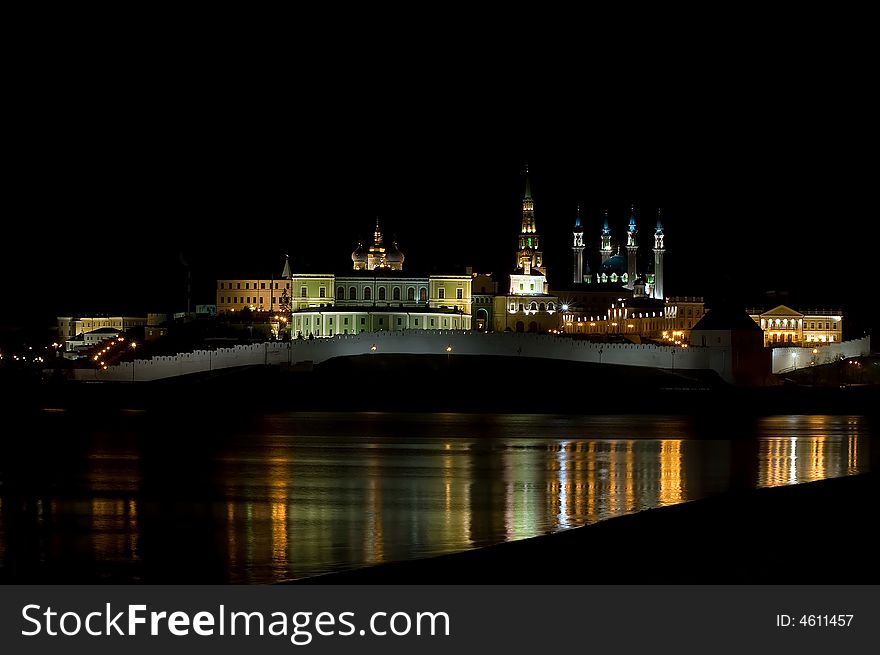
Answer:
[4, 32, 876, 338]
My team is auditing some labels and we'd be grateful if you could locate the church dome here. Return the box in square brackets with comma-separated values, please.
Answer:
[600, 254, 627, 275]
[351, 241, 367, 264]
[385, 241, 404, 264]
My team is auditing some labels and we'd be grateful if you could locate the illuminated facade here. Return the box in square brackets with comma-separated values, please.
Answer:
[217, 224, 471, 336]
[215, 279, 290, 314]
[285, 271, 471, 337]
[492, 169, 559, 333]
[57, 316, 148, 353]
[747, 305, 843, 347]
[559, 296, 705, 342]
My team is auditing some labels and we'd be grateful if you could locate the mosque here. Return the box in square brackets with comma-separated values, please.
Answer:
[212, 169, 841, 347]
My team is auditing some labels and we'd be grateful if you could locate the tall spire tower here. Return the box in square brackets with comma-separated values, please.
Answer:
[652, 209, 665, 300]
[625, 205, 638, 287]
[367, 217, 388, 270]
[516, 165, 544, 276]
[572, 205, 585, 283]
[600, 210, 612, 264]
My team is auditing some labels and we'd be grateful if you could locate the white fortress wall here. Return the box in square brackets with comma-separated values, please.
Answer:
[771, 336, 871, 374]
[73, 331, 718, 382]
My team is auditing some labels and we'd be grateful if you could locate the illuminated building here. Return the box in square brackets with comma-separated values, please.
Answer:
[57, 316, 146, 340]
[553, 202, 703, 340]
[57, 316, 148, 354]
[558, 296, 705, 342]
[492, 168, 560, 333]
[217, 223, 472, 336]
[63, 326, 125, 353]
[747, 305, 843, 347]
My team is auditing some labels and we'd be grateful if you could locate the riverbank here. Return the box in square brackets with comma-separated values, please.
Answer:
[295, 472, 879, 584]
[8, 354, 880, 415]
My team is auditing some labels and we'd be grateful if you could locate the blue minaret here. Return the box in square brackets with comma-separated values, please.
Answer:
[572, 205, 585, 283]
[652, 209, 665, 300]
[600, 210, 612, 264]
[626, 205, 638, 287]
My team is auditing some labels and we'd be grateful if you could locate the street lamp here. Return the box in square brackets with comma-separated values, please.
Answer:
[131, 342, 137, 381]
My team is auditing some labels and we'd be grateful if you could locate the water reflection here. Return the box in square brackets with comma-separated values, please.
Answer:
[0, 413, 871, 583]
[756, 416, 867, 487]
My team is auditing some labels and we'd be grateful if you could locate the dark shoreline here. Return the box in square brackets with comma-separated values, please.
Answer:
[294, 472, 879, 585]
[8, 354, 880, 415]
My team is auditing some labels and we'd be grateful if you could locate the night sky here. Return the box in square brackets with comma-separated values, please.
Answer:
[4, 45, 876, 340]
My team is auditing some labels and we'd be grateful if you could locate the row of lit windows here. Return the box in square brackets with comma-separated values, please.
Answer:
[302, 286, 465, 302]
[221, 289, 467, 305]
[219, 282, 289, 290]
[220, 297, 279, 305]
[294, 315, 451, 327]
[766, 334, 836, 344]
[509, 301, 556, 312]
[760, 318, 838, 330]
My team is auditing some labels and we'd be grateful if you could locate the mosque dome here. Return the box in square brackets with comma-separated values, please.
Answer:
[600, 254, 627, 276]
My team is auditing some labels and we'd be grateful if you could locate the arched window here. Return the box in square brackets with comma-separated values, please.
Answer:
[528, 321, 538, 333]
[407, 287, 415, 301]
[547, 302, 555, 311]
[349, 287, 357, 300]
[621, 273, 628, 283]
[539, 303, 545, 311]
[392, 287, 400, 301]
[610, 274, 618, 283]
[515, 321, 525, 332]
[419, 288, 427, 302]
[364, 287, 372, 301]
[378, 287, 386, 301]
[530, 302, 538, 311]
[337, 286, 344, 299]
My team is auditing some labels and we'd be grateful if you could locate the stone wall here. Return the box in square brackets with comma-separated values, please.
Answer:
[73, 331, 717, 382]
[771, 336, 872, 374]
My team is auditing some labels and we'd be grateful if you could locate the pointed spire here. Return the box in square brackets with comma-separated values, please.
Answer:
[628, 204, 637, 231]
[574, 204, 581, 229]
[281, 254, 291, 279]
[602, 209, 610, 235]
[373, 217, 383, 245]
[655, 208, 664, 233]
[523, 164, 531, 200]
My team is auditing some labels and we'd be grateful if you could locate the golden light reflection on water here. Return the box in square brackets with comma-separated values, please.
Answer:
[0, 414, 871, 583]
[90, 498, 138, 563]
[756, 416, 869, 487]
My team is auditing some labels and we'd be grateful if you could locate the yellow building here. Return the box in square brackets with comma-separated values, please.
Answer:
[216, 224, 471, 337]
[57, 316, 147, 340]
[216, 279, 289, 314]
[748, 305, 843, 346]
[559, 296, 704, 342]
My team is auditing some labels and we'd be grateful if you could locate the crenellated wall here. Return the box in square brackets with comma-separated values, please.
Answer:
[771, 336, 871, 373]
[72, 331, 721, 383]
[78, 330, 869, 382]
